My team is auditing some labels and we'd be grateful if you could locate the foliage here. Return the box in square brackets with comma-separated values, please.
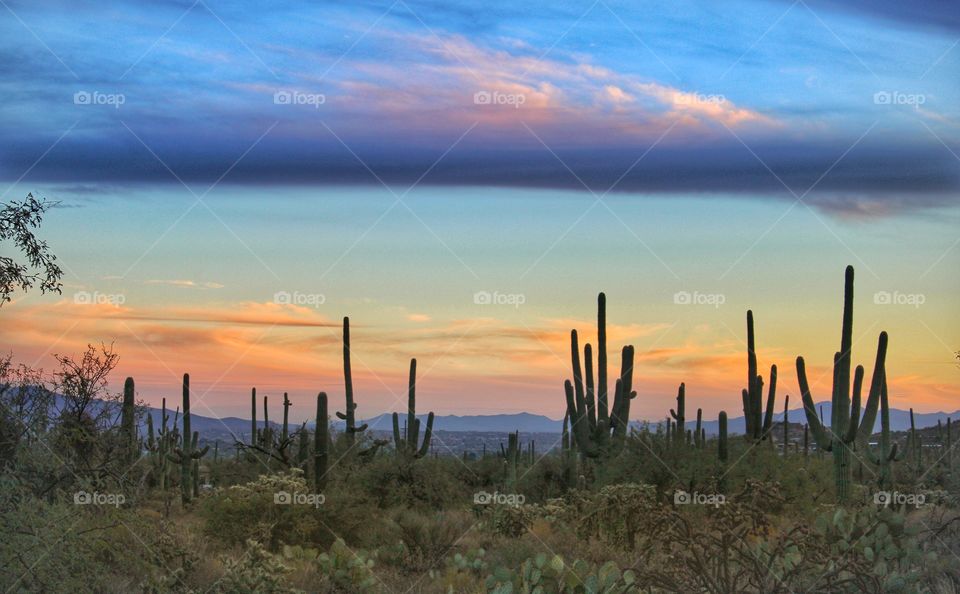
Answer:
[200, 470, 326, 550]
[486, 553, 638, 593]
[217, 539, 295, 593]
[0, 194, 62, 305]
[314, 538, 380, 593]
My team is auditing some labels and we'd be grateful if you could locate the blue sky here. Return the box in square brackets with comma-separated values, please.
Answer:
[1, 1, 958, 418]
[2, 0, 958, 211]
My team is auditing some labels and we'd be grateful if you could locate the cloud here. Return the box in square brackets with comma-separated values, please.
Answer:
[144, 279, 225, 289]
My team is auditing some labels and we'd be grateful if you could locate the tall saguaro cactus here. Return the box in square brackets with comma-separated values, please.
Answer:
[797, 266, 888, 503]
[782, 394, 790, 455]
[337, 317, 368, 446]
[169, 374, 209, 504]
[670, 383, 686, 446]
[564, 293, 637, 459]
[742, 311, 778, 441]
[121, 377, 137, 465]
[718, 411, 728, 462]
[392, 358, 434, 458]
[315, 392, 329, 491]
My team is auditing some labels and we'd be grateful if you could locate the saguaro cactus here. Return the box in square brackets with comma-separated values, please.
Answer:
[908, 409, 922, 474]
[147, 397, 172, 489]
[718, 411, 728, 462]
[670, 383, 686, 446]
[742, 311, 778, 441]
[250, 387, 257, 444]
[865, 373, 908, 489]
[505, 431, 519, 489]
[694, 408, 703, 449]
[337, 317, 368, 445]
[782, 394, 790, 455]
[281, 392, 291, 443]
[315, 392, 328, 491]
[121, 377, 137, 465]
[392, 358, 434, 458]
[169, 374, 209, 504]
[564, 293, 637, 459]
[797, 266, 888, 503]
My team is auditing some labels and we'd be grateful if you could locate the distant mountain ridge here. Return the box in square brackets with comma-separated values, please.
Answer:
[137, 403, 958, 438]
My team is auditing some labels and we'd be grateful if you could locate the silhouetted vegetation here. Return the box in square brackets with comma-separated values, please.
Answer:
[1, 266, 957, 592]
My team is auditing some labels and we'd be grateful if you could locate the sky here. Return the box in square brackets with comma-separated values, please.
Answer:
[0, 0, 958, 423]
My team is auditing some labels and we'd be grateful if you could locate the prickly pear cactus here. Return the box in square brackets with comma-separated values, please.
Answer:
[485, 553, 638, 593]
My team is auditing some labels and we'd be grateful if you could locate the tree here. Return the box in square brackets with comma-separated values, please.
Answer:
[0, 193, 63, 305]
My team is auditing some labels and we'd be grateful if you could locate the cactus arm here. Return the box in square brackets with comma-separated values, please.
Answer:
[695, 408, 702, 449]
[612, 345, 636, 440]
[570, 331, 587, 431]
[761, 365, 777, 439]
[855, 332, 888, 443]
[392, 412, 403, 452]
[565, 380, 597, 457]
[416, 412, 434, 458]
[755, 375, 765, 439]
[845, 365, 864, 444]
[796, 356, 830, 451]
[584, 343, 597, 431]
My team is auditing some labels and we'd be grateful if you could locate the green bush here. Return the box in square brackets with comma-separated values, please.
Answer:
[200, 470, 327, 550]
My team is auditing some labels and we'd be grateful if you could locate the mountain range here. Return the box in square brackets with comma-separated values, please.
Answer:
[139, 403, 957, 438]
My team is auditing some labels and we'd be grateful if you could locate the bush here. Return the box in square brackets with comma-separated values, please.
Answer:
[200, 470, 328, 550]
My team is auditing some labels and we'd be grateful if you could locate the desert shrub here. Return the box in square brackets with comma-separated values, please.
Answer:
[516, 454, 570, 502]
[482, 501, 534, 538]
[560, 483, 659, 549]
[216, 539, 295, 593]
[353, 455, 467, 509]
[392, 508, 475, 571]
[0, 483, 198, 593]
[200, 470, 327, 550]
